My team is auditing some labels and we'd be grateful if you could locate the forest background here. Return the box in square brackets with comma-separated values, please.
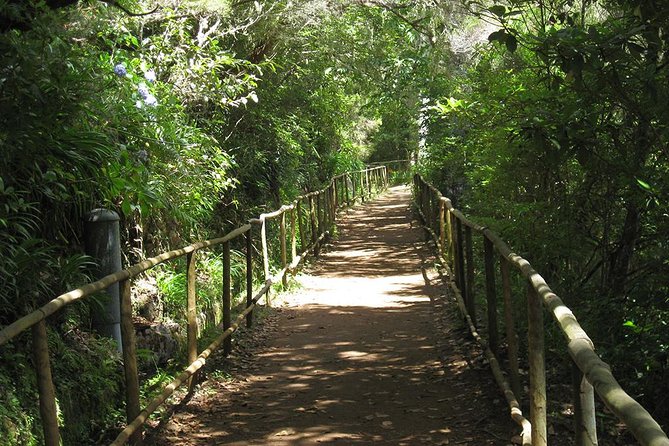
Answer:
[0, 0, 667, 443]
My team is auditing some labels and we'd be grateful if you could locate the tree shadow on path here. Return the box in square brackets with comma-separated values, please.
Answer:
[148, 186, 515, 446]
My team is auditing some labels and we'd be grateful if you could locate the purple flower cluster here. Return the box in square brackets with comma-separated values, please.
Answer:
[113, 63, 127, 77]
[113, 62, 159, 108]
[137, 83, 158, 107]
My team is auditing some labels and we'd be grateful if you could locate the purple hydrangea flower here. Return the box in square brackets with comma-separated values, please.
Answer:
[113, 63, 127, 77]
[144, 94, 158, 107]
[137, 83, 150, 99]
[145, 70, 156, 83]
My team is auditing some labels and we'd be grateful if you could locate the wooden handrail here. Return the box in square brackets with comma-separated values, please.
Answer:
[413, 173, 669, 446]
[0, 165, 388, 446]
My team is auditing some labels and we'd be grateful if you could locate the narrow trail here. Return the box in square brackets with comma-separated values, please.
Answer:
[150, 185, 515, 445]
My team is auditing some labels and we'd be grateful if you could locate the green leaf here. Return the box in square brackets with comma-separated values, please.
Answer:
[489, 5, 507, 17]
[636, 178, 652, 191]
[506, 34, 518, 52]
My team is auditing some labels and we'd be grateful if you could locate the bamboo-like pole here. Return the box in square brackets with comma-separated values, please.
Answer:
[454, 216, 466, 298]
[316, 192, 323, 249]
[500, 257, 521, 400]
[465, 226, 475, 325]
[120, 279, 142, 445]
[345, 174, 350, 205]
[484, 236, 499, 356]
[366, 169, 371, 197]
[439, 201, 446, 256]
[573, 362, 598, 446]
[186, 251, 198, 392]
[334, 178, 339, 213]
[260, 218, 270, 281]
[32, 320, 60, 446]
[352, 172, 357, 202]
[290, 207, 297, 263]
[245, 230, 253, 328]
[446, 206, 454, 264]
[527, 284, 547, 446]
[360, 171, 365, 202]
[309, 195, 318, 255]
[280, 211, 287, 288]
[296, 200, 306, 254]
[223, 241, 232, 355]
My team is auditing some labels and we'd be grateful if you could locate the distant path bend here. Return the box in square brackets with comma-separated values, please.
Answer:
[151, 185, 513, 446]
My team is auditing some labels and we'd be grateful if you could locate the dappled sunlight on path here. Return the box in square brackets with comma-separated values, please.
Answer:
[150, 186, 514, 446]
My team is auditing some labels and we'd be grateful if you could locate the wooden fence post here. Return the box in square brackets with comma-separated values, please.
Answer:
[120, 279, 142, 445]
[290, 207, 297, 263]
[454, 216, 466, 300]
[334, 179, 339, 212]
[245, 230, 254, 328]
[465, 226, 476, 325]
[352, 172, 357, 202]
[360, 171, 365, 202]
[573, 362, 598, 446]
[317, 192, 323, 241]
[527, 284, 547, 446]
[366, 169, 372, 197]
[223, 241, 232, 355]
[309, 196, 318, 255]
[501, 257, 521, 400]
[446, 208, 454, 264]
[297, 200, 306, 253]
[261, 218, 270, 281]
[280, 211, 287, 288]
[186, 251, 198, 392]
[439, 201, 446, 256]
[345, 174, 350, 205]
[32, 320, 60, 446]
[484, 236, 499, 356]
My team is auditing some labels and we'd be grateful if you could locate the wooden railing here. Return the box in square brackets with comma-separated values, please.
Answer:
[414, 173, 669, 446]
[0, 166, 388, 446]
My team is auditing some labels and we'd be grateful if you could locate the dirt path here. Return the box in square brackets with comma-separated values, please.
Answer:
[149, 185, 516, 445]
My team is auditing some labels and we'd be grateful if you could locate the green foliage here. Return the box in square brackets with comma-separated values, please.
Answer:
[421, 0, 669, 427]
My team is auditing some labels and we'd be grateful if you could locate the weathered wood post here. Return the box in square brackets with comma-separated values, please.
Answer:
[334, 178, 339, 212]
[260, 217, 271, 305]
[572, 362, 598, 446]
[120, 279, 142, 445]
[280, 211, 288, 288]
[297, 200, 306, 254]
[223, 241, 232, 355]
[290, 206, 297, 263]
[309, 195, 318, 255]
[464, 226, 476, 325]
[32, 320, 60, 446]
[316, 192, 323, 247]
[84, 209, 122, 349]
[186, 251, 198, 392]
[500, 257, 521, 400]
[439, 200, 446, 256]
[483, 236, 499, 355]
[527, 284, 547, 446]
[345, 174, 350, 206]
[352, 172, 357, 202]
[245, 229, 253, 328]
[445, 205, 454, 264]
[360, 171, 365, 202]
[366, 169, 372, 196]
[454, 216, 466, 300]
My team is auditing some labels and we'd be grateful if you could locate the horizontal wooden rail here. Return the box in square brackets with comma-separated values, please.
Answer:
[0, 165, 388, 446]
[413, 173, 669, 446]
